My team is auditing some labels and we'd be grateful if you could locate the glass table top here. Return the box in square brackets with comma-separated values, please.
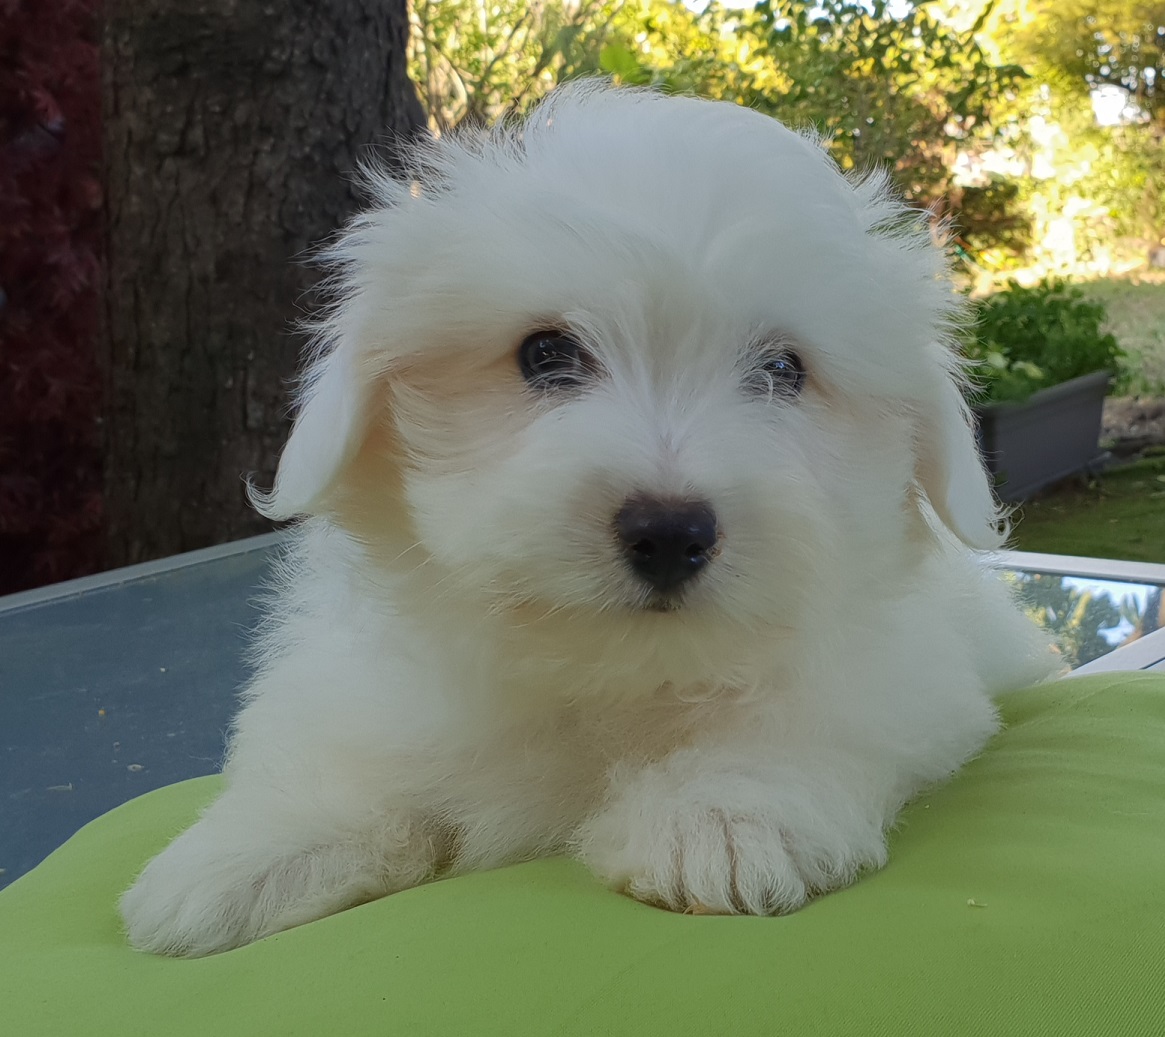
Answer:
[2, 540, 1162, 889]
[994, 551, 1165, 674]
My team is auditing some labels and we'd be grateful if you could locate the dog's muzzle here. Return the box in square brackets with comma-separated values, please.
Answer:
[615, 496, 719, 598]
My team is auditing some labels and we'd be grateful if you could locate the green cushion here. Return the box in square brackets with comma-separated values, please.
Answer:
[2, 672, 1163, 1036]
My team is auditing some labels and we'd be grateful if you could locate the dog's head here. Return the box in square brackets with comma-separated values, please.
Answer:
[254, 86, 999, 681]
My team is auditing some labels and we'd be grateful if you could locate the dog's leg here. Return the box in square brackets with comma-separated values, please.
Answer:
[119, 777, 453, 957]
[573, 742, 913, 916]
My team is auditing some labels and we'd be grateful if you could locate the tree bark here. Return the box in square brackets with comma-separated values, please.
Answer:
[101, 0, 425, 566]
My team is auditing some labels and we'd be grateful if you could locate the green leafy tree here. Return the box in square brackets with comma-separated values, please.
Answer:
[408, 1, 730, 132]
[408, 2, 1033, 251]
[1009, 572, 1125, 669]
[1126, 586, 1163, 639]
[980, 0, 1165, 245]
[410, 0, 580, 131]
[1008, 1, 1164, 126]
[729, 1, 1024, 208]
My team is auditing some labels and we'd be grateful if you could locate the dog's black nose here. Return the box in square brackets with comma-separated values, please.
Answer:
[615, 497, 719, 595]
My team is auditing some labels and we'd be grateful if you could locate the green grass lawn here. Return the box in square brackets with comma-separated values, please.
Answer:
[1077, 276, 1165, 394]
[1009, 450, 1165, 563]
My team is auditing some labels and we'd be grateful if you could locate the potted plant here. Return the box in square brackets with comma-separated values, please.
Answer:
[960, 279, 1123, 501]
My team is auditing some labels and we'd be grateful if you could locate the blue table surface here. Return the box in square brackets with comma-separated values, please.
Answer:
[0, 536, 281, 890]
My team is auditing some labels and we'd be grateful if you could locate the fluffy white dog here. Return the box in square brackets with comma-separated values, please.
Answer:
[121, 85, 1055, 956]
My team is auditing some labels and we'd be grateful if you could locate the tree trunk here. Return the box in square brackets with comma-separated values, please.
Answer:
[101, 0, 425, 567]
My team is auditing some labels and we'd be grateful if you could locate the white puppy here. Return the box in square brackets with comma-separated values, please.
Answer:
[121, 85, 1055, 956]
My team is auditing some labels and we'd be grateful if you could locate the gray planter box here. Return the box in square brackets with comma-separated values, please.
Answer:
[974, 370, 1111, 502]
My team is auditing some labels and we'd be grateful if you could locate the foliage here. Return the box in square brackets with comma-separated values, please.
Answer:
[409, 0, 570, 131]
[947, 175, 1033, 257]
[962, 280, 1123, 402]
[1004, 0, 1164, 126]
[1063, 121, 1165, 246]
[977, 0, 1165, 249]
[408, 0, 725, 131]
[0, 0, 104, 593]
[730, 1, 1025, 210]
[1006, 571, 1149, 669]
[409, 2, 1025, 220]
[1005, 97, 1165, 260]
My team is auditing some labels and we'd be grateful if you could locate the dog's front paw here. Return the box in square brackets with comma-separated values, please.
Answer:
[574, 771, 888, 916]
[121, 806, 444, 956]
[121, 828, 264, 957]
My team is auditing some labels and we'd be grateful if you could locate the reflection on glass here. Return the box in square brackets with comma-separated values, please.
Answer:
[1004, 571, 1165, 669]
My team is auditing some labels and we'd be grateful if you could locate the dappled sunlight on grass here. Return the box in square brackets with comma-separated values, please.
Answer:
[1076, 275, 1165, 394]
[1010, 450, 1165, 563]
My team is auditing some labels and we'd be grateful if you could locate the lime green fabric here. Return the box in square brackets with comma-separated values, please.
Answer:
[2, 672, 1163, 1037]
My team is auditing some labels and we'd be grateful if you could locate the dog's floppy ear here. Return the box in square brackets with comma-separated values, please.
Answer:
[912, 346, 1002, 550]
[251, 339, 378, 521]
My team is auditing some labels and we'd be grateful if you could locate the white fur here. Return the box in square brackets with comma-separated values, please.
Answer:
[120, 86, 1056, 956]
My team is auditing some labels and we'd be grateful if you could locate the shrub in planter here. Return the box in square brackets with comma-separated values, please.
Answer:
[960, 279, 1122, 405]
[960, 281, 1123, 500]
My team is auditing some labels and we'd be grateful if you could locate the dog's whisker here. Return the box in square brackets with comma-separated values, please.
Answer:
[387, 540, 429, 567]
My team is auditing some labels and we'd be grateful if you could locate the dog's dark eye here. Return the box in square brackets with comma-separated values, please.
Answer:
[745, 350, 806, 400]
[518, 330, 595, 391]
